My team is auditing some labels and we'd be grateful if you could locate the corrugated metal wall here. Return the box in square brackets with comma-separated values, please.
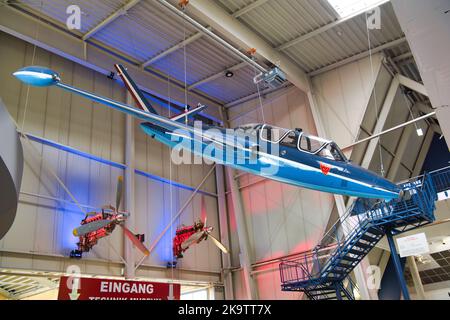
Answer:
[0, 32, 221, 282]
[224, 53, 428, 299]
[227, 86, 335, 299]
[312, 54, 384, 148]
[312, 52, 429, 180]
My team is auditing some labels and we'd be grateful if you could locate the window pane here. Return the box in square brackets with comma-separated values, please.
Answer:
[317, 143, 346, 162]
[280, 132, 297, 147]
[299, 134, 326, 153]
[261, 125, 290, 142]
[318, 144, 335, 160]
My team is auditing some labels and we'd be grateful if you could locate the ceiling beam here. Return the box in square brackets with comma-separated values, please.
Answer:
[188, 61, 247, 90]
[157, 0, 267, 74]
[187, 0, 311, 93]
[142, 30, 205, 67]
[393, 52, 413, 62]
[277, 0, 390, 51]
[398, 74, 428, 97]
[82, 0, 141, 40]
[308, 37, 407, 77]
[232, 0, 269, 18]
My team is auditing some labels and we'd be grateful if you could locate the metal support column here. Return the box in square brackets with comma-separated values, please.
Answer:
[386, 230, 410, 300]
[335, 284, 343, 300]
[407, 256, 426, 300]
[225, 167, 258, 299]
[387, 122, 415, 180]
[124, 93, 135, 279]
[308, 81, 373, 300]
[412, 127, 435, 176]
[220, 105, 257, 300]
[215, 164, 234, 300]
[360, 75, 400, 169]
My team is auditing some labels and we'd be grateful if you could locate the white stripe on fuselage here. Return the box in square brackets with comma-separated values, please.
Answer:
[165, 131, 397, 196]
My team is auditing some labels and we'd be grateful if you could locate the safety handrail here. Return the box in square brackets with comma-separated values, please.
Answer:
[280, 169, 445, 287]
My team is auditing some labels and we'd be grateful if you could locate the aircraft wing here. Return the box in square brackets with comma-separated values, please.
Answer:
[170, 104, 207, 122]
[14, 66, 255, 155]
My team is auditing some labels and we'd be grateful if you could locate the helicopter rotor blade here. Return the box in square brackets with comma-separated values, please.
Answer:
[102, 205, 115, 212]
[73, 219, 111, 237]
[207, 233, 229, 254]
[121, 225, 149, 256]
[181, 231, 205, 250]
[116, 176, 124, 211]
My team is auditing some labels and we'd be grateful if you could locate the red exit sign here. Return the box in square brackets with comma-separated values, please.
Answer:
[58, 276, 180, 300]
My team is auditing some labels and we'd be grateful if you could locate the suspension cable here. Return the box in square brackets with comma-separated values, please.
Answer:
[251, 56, 266, 124]
[365, 10, 385, 177]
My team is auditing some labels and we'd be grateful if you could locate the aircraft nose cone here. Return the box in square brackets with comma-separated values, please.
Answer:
[13, 66, 60, 87]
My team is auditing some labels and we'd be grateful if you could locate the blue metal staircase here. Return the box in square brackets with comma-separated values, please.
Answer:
[280, 167, 450, 300]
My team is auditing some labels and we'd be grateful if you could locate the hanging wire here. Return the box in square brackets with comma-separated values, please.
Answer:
[182, 6, 189, 125]
[251, 60, 266, 124]
[169, 14, 176, 285]
[400, 89, 421, 133]
[21, 1, 42, 132]
[13, 0, 87, 214]
[365, 10, 385, 177]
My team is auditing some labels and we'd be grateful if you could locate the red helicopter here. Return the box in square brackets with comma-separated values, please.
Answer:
[70, 176, 149, 258]
[172, 196, 229, 259]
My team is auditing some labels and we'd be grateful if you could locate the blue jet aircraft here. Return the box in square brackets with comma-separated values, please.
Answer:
[13, 65, 402, 200]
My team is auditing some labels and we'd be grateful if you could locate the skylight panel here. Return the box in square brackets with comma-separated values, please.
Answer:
[327, 0, 389, 18]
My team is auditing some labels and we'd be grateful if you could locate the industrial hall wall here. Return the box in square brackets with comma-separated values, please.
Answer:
[224, 54, 398, 300]
[226, 86, 334, 299]
[0, 32, 221, 283]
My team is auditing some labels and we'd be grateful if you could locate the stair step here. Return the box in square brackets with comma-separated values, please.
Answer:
[367, 227, 383, 236]
[336, 264, 353, 271]
[330, 269, 347, 274]
[360, 234, 377, 242]
[353, 242, 372, 250]
[347, 248, 365, 255]
[308, 291, 336, 297]
[341, 256, 359, 262]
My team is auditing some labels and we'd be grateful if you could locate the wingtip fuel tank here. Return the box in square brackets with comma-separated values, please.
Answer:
[13, 66, 60, 87]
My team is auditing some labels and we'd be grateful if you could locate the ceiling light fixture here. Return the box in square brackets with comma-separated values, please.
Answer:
[225, 70, 234, 78]
[326, 0, 389, 18]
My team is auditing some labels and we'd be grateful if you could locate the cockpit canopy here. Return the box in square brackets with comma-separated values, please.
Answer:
[237, 123, 348, 162]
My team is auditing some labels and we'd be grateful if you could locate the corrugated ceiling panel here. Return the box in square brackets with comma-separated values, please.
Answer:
[18, 0, 126, 33]
[196, 66, 262, 104]
[150, 37, 242, 88]
[92, 1, 198, 62]
[236, 0, 338, 47]
[14, 0, 412, 105]
[216, 0, 255, 14]
[284, 2, 404, 72]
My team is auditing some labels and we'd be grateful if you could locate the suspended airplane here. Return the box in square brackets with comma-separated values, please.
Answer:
[13, 65, 402, 200]
[71, 176, 149, 258]
[172, 196, 228, 259]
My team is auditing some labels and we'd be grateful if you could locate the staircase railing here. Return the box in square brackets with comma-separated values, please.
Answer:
[280, 170, 443, 291]
[429, 166, 450, 194]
